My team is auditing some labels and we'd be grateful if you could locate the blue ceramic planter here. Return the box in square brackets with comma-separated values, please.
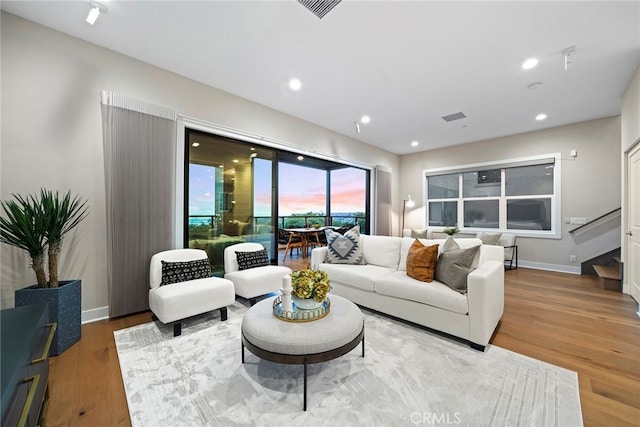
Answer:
[15, 279, 81, 356]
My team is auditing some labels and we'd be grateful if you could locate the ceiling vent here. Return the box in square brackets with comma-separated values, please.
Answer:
[298, 0, 342, 19]
[441, 112, 467, 123]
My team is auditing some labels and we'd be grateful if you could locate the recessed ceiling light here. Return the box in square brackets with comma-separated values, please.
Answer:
[522, 58, 539, 70]
[411, 141, 419, 147]
[289, 78, 302, 91]
[535, 113, 547, 121]
[297, 155, 304, 161]
[191, 142, 200, 147]
[360, 115, 371, 124]
[232, 159, 239, 163]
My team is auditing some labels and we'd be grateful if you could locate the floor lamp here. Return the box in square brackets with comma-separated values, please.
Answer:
[401, 194, 416, 233]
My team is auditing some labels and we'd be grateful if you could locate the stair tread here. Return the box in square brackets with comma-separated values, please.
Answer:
[593, 265, 621, 280]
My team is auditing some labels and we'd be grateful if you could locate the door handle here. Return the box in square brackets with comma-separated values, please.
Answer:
[627, 231, 633, 236]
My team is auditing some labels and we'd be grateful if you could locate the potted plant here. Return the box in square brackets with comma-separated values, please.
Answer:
[291, 268, 331, 309]
[443, 226, 460, 236]
[0, 189, 88, 355]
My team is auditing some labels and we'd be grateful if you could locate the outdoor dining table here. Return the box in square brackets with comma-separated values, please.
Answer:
[283, 226, 334, 258]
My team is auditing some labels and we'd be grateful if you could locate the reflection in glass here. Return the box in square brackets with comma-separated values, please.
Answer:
[507, 198, 551, 230]
[464, 200, 499, 228]
[428, 201, 457, 226]
[463, 171, 501, 197]
[506, 165, 553, 196]
[428, 174, 459, 199]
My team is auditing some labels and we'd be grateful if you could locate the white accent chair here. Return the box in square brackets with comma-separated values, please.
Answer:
[224, 242, 292, 306]
[149, 248, 235, 336]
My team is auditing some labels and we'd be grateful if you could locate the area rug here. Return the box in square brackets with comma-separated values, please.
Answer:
[114, 301, 583, 427]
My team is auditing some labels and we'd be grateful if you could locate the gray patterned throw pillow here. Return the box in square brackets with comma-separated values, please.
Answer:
[326, 226, 365, 264]
[160, 258, 211, 286]
[235, 249, 270, 270]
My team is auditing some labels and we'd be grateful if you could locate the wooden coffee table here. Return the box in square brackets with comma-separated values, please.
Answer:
[241, 294, 364, 410]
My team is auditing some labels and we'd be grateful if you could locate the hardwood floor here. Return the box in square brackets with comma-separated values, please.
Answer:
[44, 251, 639, 426]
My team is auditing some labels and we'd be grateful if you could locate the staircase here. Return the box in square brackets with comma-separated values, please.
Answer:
[569, 207, 622, 292]
[592, 256, 622, 292]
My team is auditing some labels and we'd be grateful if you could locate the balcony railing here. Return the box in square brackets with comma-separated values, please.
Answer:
[188, 215, 367, 236]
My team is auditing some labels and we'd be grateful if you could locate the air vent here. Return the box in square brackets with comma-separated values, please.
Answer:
[298, 0, 342, 19]
[441, 112, 467, 122]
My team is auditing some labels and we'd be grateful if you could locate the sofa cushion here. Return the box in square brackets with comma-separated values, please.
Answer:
[160, 259, 211, 286]
[319, 263, 394, 292]
[410, 228, 429, 238]
[435, 239, 480, 293]
[361, 235, 401, 268]
[406, 240, 439, 282]
[326, 226, 365, 264]
[235, 248, 269, 270]
[375, 271, 469, 315]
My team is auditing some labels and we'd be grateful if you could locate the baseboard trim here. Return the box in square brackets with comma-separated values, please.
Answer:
[517, 260, 581, 275]
[82, 306, 109, 324]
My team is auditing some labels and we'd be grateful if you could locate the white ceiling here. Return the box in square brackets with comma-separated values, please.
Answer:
[2, 1, 639, 155]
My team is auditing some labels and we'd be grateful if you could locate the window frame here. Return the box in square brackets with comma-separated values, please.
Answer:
[424, 153, 562, 239]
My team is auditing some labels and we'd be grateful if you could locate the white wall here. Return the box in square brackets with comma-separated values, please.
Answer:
[620, 65, 640, 293]
[621, 65, 640, 152]
[0, 13, 400, 313]
[399, 116, 622, 273]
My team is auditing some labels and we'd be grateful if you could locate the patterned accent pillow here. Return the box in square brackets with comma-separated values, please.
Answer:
[325, 225, 365, 264]
[160, 258, 211, 286]
[406, 240, 439, 282]
[435, 241, 480, 294]
[235, 249, 270, 271]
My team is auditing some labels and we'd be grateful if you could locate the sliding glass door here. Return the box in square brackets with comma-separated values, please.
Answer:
[186, 130, 276, 276]
[185, 128, 370, 274]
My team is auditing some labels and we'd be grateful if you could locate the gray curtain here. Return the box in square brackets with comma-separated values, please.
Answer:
[101, 91, 177, 317]
[374, 165, 392, 236]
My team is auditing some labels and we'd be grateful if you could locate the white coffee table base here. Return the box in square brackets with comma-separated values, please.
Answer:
[241, 295, 365, 411]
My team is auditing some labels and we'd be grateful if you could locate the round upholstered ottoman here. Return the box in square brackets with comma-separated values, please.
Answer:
[241, 294, 364, 410]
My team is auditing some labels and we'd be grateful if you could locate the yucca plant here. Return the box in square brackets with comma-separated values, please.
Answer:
[0, 189, 88, 288]
[0, 194, 48, 286]
[40, 189, 89, 287]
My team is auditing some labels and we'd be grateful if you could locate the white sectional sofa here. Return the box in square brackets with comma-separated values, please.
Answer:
[310, 235, 504, 350]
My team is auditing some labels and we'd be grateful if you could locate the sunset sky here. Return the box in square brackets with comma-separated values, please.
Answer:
[189, 161, 366, 218]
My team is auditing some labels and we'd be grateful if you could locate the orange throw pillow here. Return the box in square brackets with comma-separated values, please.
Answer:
[406, 239, 439, 282]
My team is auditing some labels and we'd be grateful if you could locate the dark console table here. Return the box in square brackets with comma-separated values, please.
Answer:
[1, 303, 56, 427]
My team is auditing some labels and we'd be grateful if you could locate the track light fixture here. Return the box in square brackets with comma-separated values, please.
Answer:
[86, 1, 107, 26]
[561, 45, 575, 71]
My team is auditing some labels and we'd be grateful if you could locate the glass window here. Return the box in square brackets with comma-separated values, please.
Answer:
[331, 168, 367, 230]
[463, 171, 501, 197]
[506, 164, 553, 196]
[428, 201, 457, 226]
[507, 198, 552, 230]
[464, 200, 499, 228]
[426, 157, 557, 236]
[428, 173, 458, 199]
[279, 163, 326, 228]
